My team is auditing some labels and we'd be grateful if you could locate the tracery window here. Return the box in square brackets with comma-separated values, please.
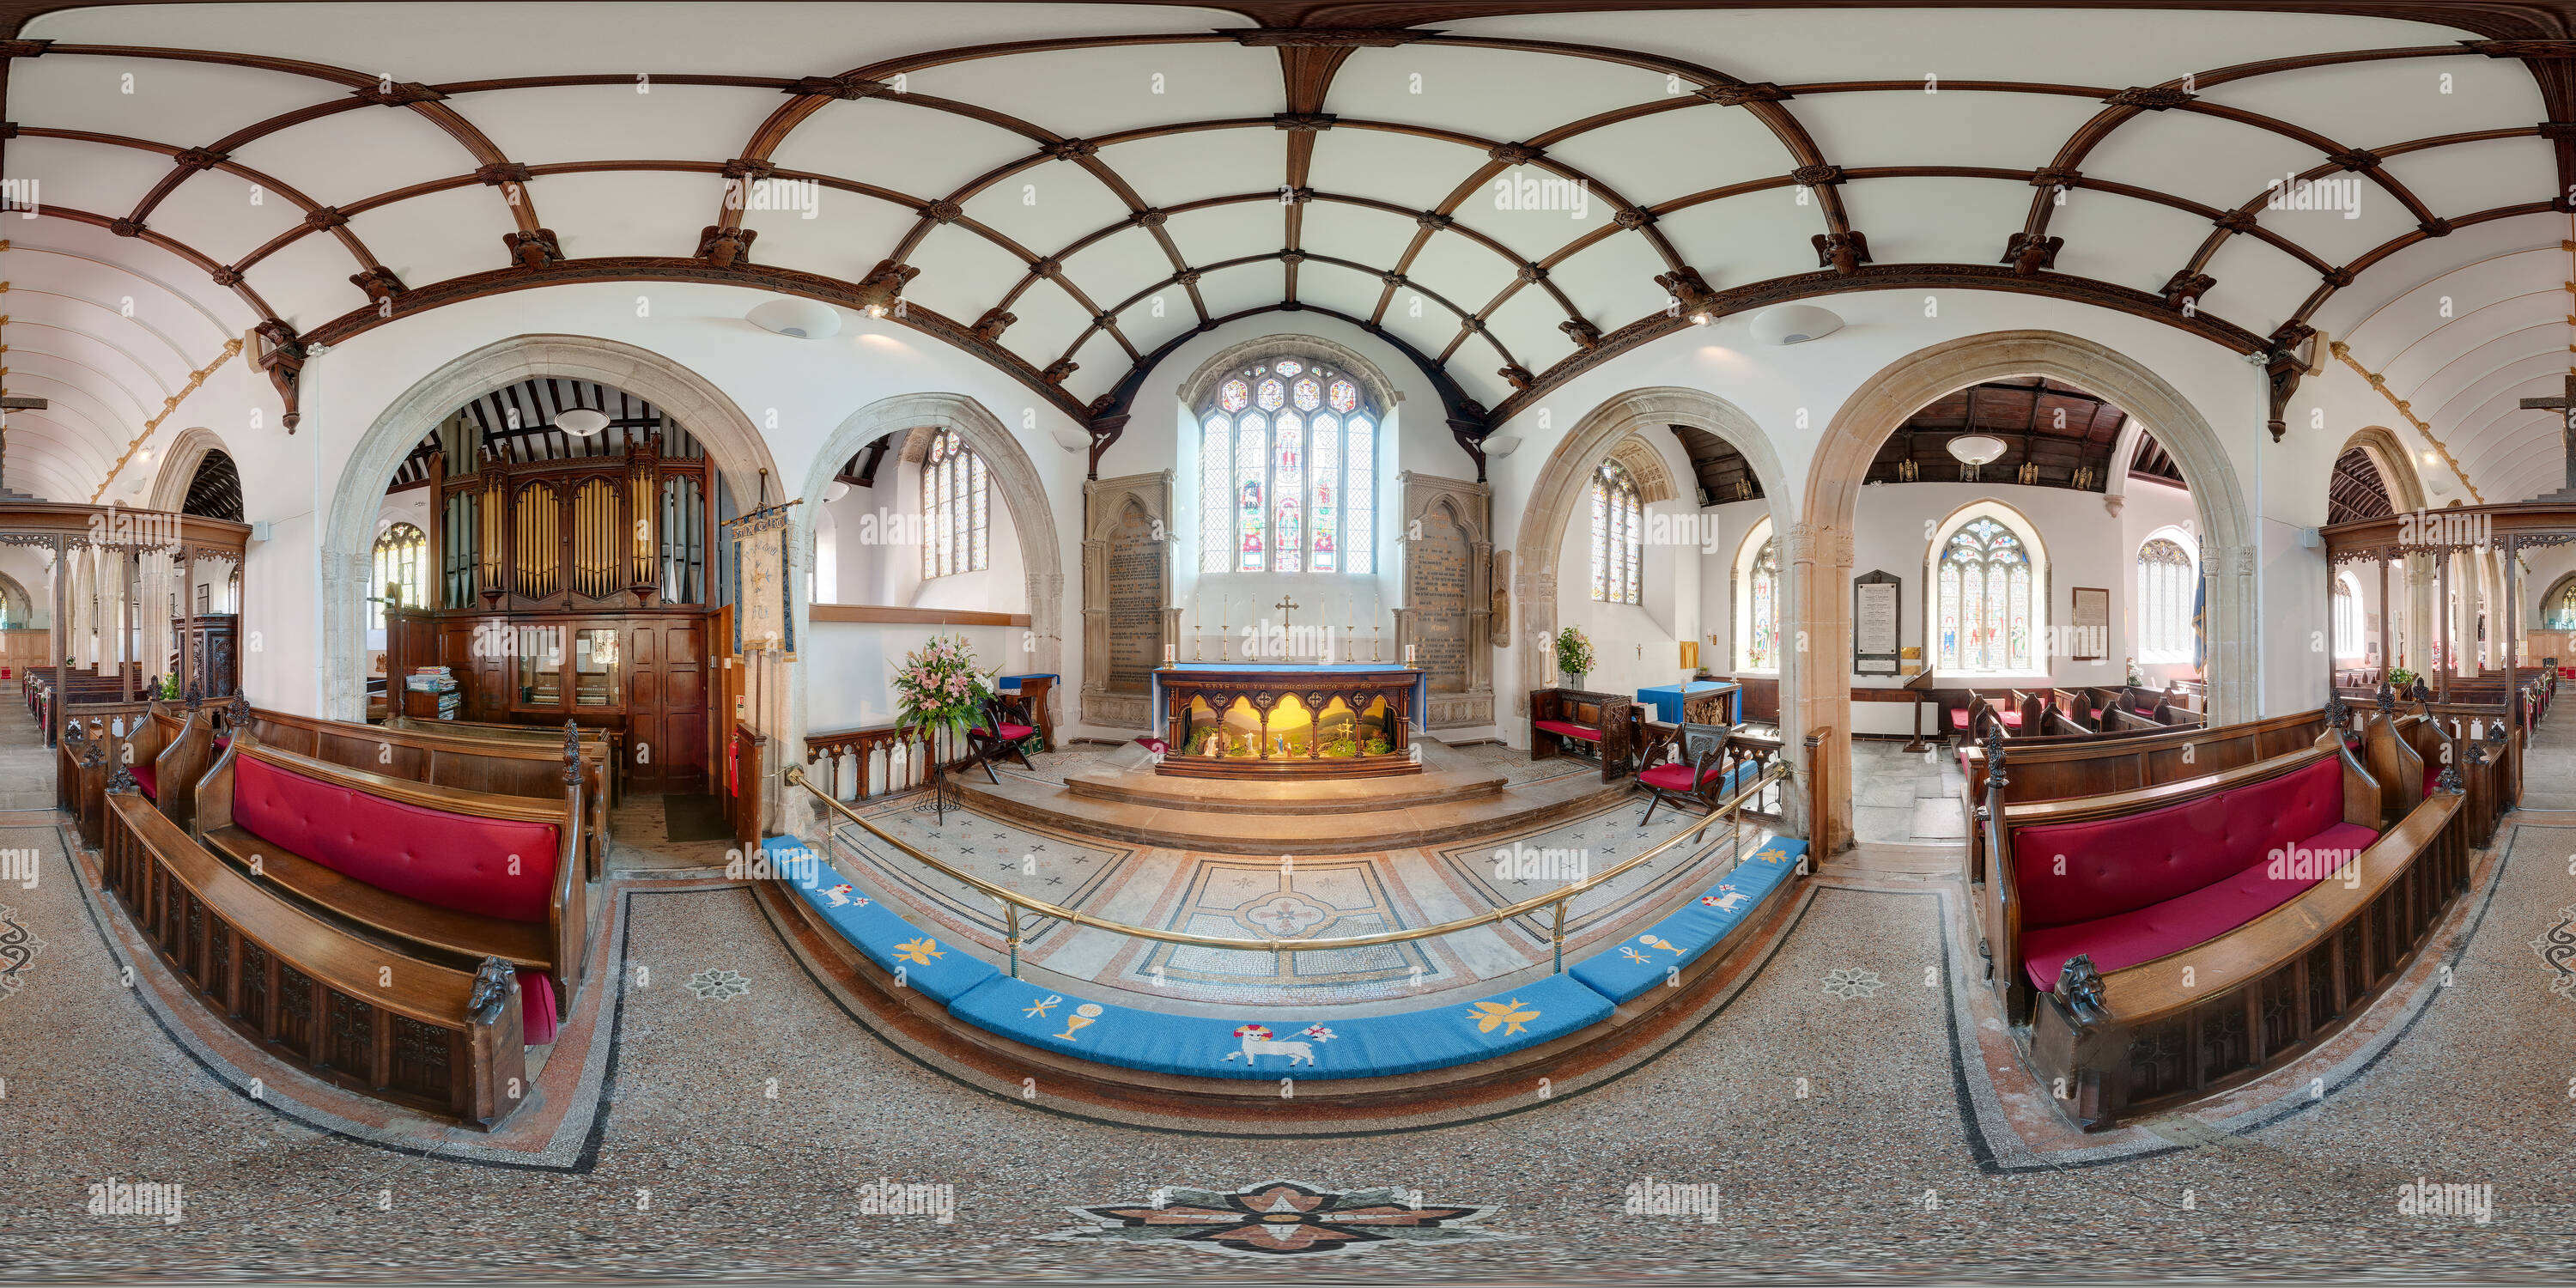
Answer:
[2136, 535, 2196, 663]
[1935, 514, 2038, 673]
[1590, 459, 1643, 604]
[371, 523, 424, 629]
[2332, 574, 2364, 662]
[921, 428, 987, 580]
[1735, 517, 1780, 672]
[1197, 357, 1375, 574]
[2551, 580, 2576, 629]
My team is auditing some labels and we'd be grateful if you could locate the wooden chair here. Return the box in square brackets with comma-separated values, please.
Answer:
[1633, 720, 1735, 825]
[962, 693, 1042, 784]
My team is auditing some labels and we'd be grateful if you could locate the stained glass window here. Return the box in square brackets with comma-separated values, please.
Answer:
[2137, 535, 2194, 662]
[371, 522, 424, 629]
[921, 428, 988, 579]
[1937, 514, 2037, 672]
[1197, 357, 1378, 574]
[1590, 459, 1643, 604]
[1745, 535, 1779, 671]
[2551, 581, 2576, 629]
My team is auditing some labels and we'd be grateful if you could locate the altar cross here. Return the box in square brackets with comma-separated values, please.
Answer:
[1274, 595, 1298, 629]
[2518, 368, 2576, 500]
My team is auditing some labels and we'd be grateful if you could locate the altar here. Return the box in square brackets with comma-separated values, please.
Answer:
[1151, 662, 1428, 780]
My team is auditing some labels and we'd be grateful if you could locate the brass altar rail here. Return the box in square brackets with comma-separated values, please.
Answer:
[784, 758, 1794, 978]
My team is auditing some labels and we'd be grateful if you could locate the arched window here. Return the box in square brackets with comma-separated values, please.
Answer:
[2136, 534, 2196, 663]
[2332, 573, 2365, 662]
[1735, 517, 1780, 672]
[2550, 579, 2576, 629]
[920, 428, 987, 580]
[1198, 356, 1376, 574]
[371, 523, 424, 629]
[1934, 509, 2043, 674]
[1590, 459, 1643, 604]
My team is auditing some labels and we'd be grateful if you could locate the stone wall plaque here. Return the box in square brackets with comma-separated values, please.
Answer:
[1413, 507, 1472, 693]
[1105, 503, 1163, 690]
[1082, 472, 1172, 729]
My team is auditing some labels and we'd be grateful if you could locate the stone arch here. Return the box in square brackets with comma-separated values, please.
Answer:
[0, 569, 33, 626]
[322, 334, 781, 720]
[799, 392, 1067, 786]
[146, 427, 234, 516]
[1512, 386, 1794, 810]
[2535, 571, 2576, 629]
[2337, 425, 2427, 514]
[1798, 329, 2256, 853]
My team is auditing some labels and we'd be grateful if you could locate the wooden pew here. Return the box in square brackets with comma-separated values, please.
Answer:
[192, 730, 590, 1036]
[245, 707, 614, 880]
[387, 714, 624, 808]
[1959, 708, 2336, 890]
[97, 784, 531, 1128]
[55, 701, 150, 849]
[2340, 688, 2515, 848]
[1528, 688, 1637, 781]
[1996, 722, 2469, 1129]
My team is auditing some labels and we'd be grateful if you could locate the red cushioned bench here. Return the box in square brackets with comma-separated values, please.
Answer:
[1982, 739, 2385, 1023]
[192, 732, 588, 1045]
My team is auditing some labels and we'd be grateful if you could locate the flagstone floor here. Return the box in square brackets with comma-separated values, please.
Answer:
[6, 688, 2575, 1282]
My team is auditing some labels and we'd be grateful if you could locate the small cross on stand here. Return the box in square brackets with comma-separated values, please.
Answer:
[2518, 369, 2576, 501]
[1274, 596, 1298, 657]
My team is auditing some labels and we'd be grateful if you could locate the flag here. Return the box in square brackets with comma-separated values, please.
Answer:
[2191, 565, 2207, 676]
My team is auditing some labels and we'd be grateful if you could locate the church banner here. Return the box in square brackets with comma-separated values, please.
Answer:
[724, 501, 799, 659]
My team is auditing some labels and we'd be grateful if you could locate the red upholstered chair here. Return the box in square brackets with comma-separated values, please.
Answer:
[963, 695, 1041, 784]
[1633, 720, 1735, 824]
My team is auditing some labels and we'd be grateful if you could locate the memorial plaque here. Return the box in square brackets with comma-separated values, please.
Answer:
[1853, 569, 1901, 676]
[1105, 505, 1163, 690]
[1412, 507, 1472, 692]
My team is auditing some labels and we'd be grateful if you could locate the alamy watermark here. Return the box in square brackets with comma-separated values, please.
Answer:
[857, 1178, 955, 1224]
[2396, 1178, 2492, 1224]
[1624, 1177, 1720, 1223]
[1492, 842, 1589, 882]
[1, 848, 36, 890]
[2266, 172, 2360, 219]
[88, 1178, 182, 1224]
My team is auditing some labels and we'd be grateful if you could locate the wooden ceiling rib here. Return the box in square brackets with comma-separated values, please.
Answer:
[1857, 377, 2176, 493]
[2328, 445, 2396, 525]
[5, 1, 2573, 500]
[179, 447, 240, 521]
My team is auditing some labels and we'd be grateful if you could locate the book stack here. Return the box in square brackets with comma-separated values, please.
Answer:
[405, 665, 460, 720]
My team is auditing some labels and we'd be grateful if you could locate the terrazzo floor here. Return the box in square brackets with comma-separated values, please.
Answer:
[6, 689, 2574, 1282]
[1850, 738, 1971, 844]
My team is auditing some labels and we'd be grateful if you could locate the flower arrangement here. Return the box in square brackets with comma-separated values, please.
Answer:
[2386, 666, 2417, 690]
[891, 635, 999, 744]
[1554, 626, 1595, 680]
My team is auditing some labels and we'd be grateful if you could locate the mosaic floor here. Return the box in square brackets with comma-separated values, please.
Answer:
[826, 786, 1771, 1013]
[8, 694, 2576, 1280]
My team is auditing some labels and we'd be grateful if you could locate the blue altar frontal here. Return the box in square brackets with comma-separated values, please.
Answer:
[1150, 661, 1428, 741]
[1634, 681, 1742, 726]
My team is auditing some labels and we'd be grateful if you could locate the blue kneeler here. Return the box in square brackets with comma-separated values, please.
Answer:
[945, 972, 1613, 1081]
[1571, 837, 1807, 1004]
[766, 836, 999, 1005]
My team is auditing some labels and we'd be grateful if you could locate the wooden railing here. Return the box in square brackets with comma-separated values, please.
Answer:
[802, 723, 964, 805]
[100, 789, 530, 1128]
[56, 701, 151, 848]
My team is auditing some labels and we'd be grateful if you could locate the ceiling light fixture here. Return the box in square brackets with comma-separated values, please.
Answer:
[1947, 434, 2007, 466]
[556, 408, 610, 438]
[748, 297, 843, 339]
[1749, 303, 1843, 345]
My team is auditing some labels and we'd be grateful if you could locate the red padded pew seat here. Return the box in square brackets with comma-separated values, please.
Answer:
[2010, 756, 2374, 992]
[230, 755, 563, 1043]
[969, 722, 1035, 741]
[1534, 719, 1603, 742]
[1950, 708, 2021, 728]
[131, 763, 157, 801]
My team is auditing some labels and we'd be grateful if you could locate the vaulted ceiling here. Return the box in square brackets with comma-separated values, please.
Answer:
[7, 1, 2576, 505]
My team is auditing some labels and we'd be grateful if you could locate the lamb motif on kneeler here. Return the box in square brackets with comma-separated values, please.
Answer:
[822, 884, 867, 908]
[1701, 887, 1751, 912]
[1222, 1023, 1333, 1066]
